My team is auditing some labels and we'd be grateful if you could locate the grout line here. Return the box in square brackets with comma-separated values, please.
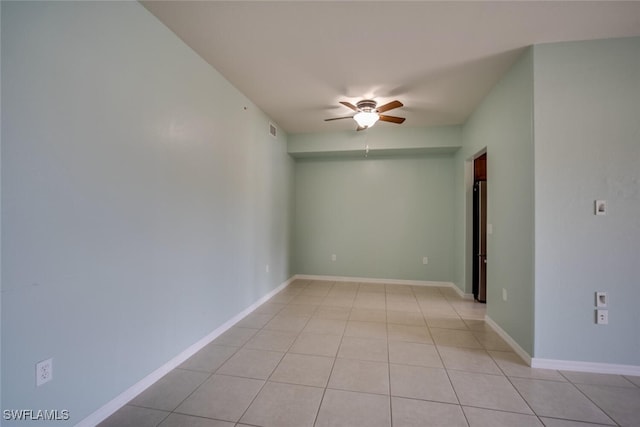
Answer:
[536, 415, 618, 426]
[431, 285, 468, 424]
[568, 381, 621, 426]
[311, 281, 349, 427]
[105, 279, 507, 427]
[161, 343, 244, 422]
[492, 351, 539, 421]
[233, 280, 313, 425]
[499, 359, 618, 426]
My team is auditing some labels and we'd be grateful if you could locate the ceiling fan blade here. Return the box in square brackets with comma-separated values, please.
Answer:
[376, 100, 403, 113]
[379, 115, 406, 124]
[340, 101, 360, 112]
[325, 115, 354, 122]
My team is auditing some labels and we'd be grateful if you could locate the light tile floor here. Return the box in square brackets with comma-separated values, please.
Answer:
[99, 280, 640, 427]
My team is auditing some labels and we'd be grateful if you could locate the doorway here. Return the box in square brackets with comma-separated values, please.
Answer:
[472, 153, 487, 303]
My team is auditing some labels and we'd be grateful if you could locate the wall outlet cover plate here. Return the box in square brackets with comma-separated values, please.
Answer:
[36, 358, 53, 387]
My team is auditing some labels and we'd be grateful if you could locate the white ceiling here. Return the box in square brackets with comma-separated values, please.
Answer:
[142, 1, 640, 134]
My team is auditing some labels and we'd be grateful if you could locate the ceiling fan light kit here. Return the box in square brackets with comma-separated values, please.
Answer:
[354, 111, 380, 128]
[325, 99, 405, 131]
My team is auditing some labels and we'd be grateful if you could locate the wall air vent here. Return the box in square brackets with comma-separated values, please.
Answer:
[269, 123, 277, 138]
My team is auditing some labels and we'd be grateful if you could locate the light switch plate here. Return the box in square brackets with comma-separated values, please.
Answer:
[596, 291, 607, 308]
[595, 200, 607, 216]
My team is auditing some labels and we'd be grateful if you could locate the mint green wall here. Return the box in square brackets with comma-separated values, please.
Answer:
[289, 126, 461, 157]
[1, 2, 292, 424]
[0, 2, 3, 411]
[455, 49, 535, 355]
[533, 37, 640, 365]
[294, 154, 456, 282]
[452, 149, 473, 295]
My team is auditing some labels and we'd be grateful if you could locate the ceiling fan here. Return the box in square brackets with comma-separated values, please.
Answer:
[325, 99, 406, 131]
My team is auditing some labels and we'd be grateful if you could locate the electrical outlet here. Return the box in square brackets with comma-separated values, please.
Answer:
[331, 254, 336, 262]
[422, 257, 428, 265]
[596, 309, 608, 325]
[265, 264, 269, 273]
[36, 358, 53, 387]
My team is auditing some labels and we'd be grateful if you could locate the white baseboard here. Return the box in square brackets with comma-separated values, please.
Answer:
[294, 274, 455, 289]
[531, 358, 640, 376]
[76, 276, 294, 427]
[484, 315, 640, 376]
[296, 274, 472, 299]
[484, 315, 532, 366]
[447, 283, 474, 300]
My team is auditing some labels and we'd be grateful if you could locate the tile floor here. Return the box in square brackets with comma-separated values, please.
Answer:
[99, 280, 640, 427]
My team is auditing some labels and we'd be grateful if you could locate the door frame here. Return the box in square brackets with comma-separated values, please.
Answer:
[464, 148, 487, 296]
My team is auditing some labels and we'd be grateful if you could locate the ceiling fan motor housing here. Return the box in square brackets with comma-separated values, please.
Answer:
[356, 99, 377, 112]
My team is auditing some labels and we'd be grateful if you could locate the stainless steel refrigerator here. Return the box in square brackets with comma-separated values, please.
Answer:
[473, 180, 487, 303]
